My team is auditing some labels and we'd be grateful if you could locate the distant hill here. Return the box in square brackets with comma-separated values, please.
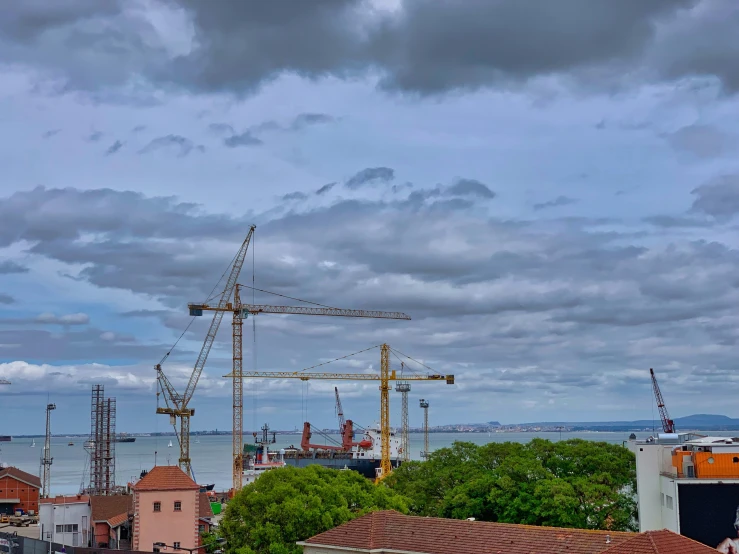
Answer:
[515, 414, 739, 431]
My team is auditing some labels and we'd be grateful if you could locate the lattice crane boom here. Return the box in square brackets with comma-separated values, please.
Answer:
[335, 387, 346, 437]
[0, 379, 10, 385]
[225, 344, 454, 481]
[650, 368, 675, 434]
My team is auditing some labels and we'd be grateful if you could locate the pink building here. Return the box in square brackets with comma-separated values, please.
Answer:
[131, 466, 201, 553]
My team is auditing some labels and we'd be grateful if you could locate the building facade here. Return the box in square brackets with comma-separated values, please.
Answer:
[39, 495, 91, 547]
[131, 466, 201, 553]
[629, 433, 739, 551]
[0, 467, 41, 516]
[90, 494, 133, 550]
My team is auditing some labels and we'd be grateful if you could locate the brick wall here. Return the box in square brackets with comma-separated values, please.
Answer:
[0, 476, 40, 514]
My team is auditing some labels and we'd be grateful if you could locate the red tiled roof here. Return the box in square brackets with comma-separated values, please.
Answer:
[90, 495, 133, 524]
[198, 493, 214, 519]
[132, 466, 199, 491]
[107, 513, 129, 529]
[0, 466, 41, 488]
[601, 530, 718, 554]
[40, 495, 90, 505]
[303, 510, 635, 554]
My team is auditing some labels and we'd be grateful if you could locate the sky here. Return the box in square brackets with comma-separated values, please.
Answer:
[2, 0, 739, 434]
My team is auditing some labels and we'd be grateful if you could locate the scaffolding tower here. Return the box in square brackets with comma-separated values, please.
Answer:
[88, 385, 116, 495]
[420, 398, 429, 460]
[41, 402, 56, 498]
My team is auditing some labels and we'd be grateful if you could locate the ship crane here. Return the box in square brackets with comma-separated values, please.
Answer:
[335, 387, 346, 437]
[190, 290, 411, 492]
[650, 368, 675, 434]
[226, 343, 454, 481]
[155, 225, 255, 479]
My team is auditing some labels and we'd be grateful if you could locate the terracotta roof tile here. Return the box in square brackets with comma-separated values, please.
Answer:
[198, 493, 214, 519]
[90, 495, 133, 524]
[132, 466, 199, 491]
[602, 530, 718, 554]
[0, 466, 42, 488]
[304, 510, 635, 554]
[107, 512, 130, 529]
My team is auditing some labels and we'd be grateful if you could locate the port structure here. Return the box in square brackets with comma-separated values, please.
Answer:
[396, 367, 411, 463]
[41, 402, 56, 498]
[419, 398, 430, 460]
[193, 287, 411, 493]
[87, 385, 117, 496]
[226, 343, 454, 482]
[650, 368, 675, 434]
[155, 226, 256, 481]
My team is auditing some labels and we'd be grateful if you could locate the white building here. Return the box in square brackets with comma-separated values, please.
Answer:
[39, 495, 91, 547]
[629, 433, 739, 550]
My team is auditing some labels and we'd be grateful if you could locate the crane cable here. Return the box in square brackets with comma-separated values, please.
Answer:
[240, 284, 342, 310]
[299, 345, 381, 373]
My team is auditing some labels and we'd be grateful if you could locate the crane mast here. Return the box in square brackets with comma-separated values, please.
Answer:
[650, 368, 675, 434]
[156, 225, 255, 479]
[335, 387, 346, 437]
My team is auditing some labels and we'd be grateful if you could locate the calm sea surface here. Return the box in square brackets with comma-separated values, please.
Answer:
[0, 430, 728, 495]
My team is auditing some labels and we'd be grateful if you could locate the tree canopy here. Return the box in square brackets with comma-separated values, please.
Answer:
[384, 438, 637, 531]
[220, 465, 409, 554]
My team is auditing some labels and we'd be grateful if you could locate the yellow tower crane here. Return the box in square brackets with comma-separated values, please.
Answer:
[225, 343, 454, 481]
[189, 290, 411, 492]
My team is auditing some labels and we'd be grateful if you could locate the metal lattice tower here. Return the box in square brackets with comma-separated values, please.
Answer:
[420, 398, 429, 460]
[89, 385, 104, 495]
[41, 403, 56, 498]
[101, 398, 116, 495]
[232, 285, 244, 492]
[396, 381, 411, 462]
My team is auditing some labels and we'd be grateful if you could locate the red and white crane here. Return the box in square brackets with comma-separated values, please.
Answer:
[650, 368, 675, 434]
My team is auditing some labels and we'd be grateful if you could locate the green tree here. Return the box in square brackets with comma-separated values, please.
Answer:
[220, 465, 409, 554]
[386, 438, 637, 531]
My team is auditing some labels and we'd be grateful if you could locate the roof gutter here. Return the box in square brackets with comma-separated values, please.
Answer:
[295, 543, 425, 554]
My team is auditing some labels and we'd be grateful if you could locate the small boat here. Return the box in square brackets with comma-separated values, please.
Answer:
[168, 440, 173, 448]
[30, 439, 35, 448]
[68, 442, 74, 446]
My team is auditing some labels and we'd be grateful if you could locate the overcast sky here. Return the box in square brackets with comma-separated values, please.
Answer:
[2, 0, 739, 434]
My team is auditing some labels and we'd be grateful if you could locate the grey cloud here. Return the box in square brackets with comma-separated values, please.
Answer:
[644, 215, 714, 228]
[0, 294, 14, 304]
[208, 122, 235, 135]
[87, 131, 103, 142]
[224, 131, 263, 148]
[139, 135, 205, 157]
[315, 182, 336, 195]
[7, 0, 739, 100]
[534, 196, 578, 211]
[132, 125, 146, 133]
[42, 129, 60, 138]
[0, 260, 30, 274]
[282, 192, 308, 202]
[345, 167, 395, 189]
[289, 113, 335, 130]
[445, 179, 495, 199]
[690, 175, 739, 218]
[105, 139, 124, 155]
[665, 124, 729, 159]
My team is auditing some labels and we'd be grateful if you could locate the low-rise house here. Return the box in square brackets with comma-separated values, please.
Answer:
[131, 466, 202, 553]
[298, 510, 718, 554]
[39, 494, 91, 547]
[197, 493, 214, 536]
[90, 494, 133, 549]
[0, 466, 41, 516]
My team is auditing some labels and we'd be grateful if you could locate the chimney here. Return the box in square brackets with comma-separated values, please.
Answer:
[606, 535, 611, 544]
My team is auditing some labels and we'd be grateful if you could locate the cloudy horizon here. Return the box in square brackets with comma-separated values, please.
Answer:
[2, 0, 739, 434]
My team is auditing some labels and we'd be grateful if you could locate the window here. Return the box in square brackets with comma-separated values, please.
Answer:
[153, 501, 161, 512]
[173, 542, 181, 549]
[56, 524, 77, 533]
[56, 525, 63, 533]
[174, 501, 182, 512]
[666, 495, 674, 509]
[199, 525, 205, 533]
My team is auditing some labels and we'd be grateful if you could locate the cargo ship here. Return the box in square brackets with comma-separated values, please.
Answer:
[0, 437, 10, 442]
[116, 433, 136, 443]
[243, 422, 403, 482]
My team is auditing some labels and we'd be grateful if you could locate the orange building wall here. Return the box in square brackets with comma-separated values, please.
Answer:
[0, 476, 40, 514]
[693, 451, 739, 478]
[133, 490, 199, 553]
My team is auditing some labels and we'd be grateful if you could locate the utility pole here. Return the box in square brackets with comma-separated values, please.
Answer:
[396, 375, 411, 462]
[42, 403, 56, 498]
[419, 398, 429, 460]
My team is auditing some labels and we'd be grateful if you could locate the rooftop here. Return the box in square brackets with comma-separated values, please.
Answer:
[90, 494, 133, 525]
[302, 510, 634, 554]
[198, 492, 214, 519]
[40, 495, 90, 505]
[132, 466, 199, 492]
[0, 466, 42, 488]
[601, 530, 717, 554]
